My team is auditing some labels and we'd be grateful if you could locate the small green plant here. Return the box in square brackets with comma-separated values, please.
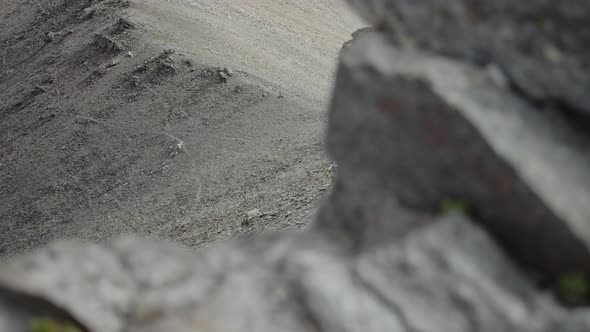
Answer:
[439, 199, 468, 216]
[557, 273, 590, 304]
[29, 317, 81, 332]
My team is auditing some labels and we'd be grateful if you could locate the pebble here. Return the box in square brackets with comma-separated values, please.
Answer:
[246, 209, 262, 220]
[106, 59, 120, 68]
[218, 71, 229, 83]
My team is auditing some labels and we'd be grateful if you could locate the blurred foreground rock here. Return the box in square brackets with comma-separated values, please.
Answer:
[347, 0, 590, 116]
[326, 31, 590, 280]
[2, 216, 590, 332]
[3, 0, 590, 331]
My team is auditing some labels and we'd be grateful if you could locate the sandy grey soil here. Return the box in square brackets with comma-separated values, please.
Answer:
[0, 0, 362, 254]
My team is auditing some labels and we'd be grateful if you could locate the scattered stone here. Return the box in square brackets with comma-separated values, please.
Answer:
[39, 113, 56, 122]
[116, 17, 136, 31]
[168, 141, 184, 158]
[43, 31, 58, 42]
[162, 49, 175, 56]
[218, 71, 229, 83]
[42, 75, 55, 84]
[93, 34, 123, 54]
[106, 59, 120, 68]
[31, 86, 47, 96]
[161, 61, 175, 71]
[233, 85, 243, 93]
[246, 208, 262, 220]
[223, 67, 233, 76]
[126, 51, 134, 58]
[81, 7, 96, 20]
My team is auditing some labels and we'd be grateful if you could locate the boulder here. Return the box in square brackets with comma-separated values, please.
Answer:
[325, 31, 590, 280]
[346, 0, 590, 117]
[2, 216, 588, 332]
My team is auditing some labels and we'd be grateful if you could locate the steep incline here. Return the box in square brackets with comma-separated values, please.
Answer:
[0, 0, 362, 254]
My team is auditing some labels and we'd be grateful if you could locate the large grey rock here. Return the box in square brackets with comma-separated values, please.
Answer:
[1, 216, 587, 332]
[345, 0, 590, 116]
[325, 32, 590, 279]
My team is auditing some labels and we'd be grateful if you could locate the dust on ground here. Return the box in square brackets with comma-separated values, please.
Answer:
[0, 0, 362, 254]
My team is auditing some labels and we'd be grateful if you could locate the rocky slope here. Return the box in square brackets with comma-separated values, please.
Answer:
[0, 0, 361, 254]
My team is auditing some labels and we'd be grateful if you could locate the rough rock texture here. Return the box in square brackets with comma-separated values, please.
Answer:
[2, 0, 590, 331]
[346, 0, 590, 117]
[325, 32, 590, 280]
[2, 216, 590, 332]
